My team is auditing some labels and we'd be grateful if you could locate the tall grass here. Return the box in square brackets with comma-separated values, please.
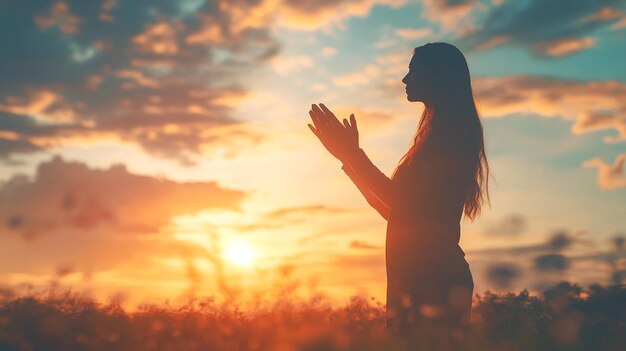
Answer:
[0, 282, 624, 351]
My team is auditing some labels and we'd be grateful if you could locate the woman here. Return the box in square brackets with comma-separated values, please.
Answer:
[307, 42, 490, 333]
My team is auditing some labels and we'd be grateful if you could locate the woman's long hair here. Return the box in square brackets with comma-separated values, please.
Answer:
[391, 42, 490, 221]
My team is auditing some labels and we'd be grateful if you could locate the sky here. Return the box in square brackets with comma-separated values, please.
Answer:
[0, 0, 625, 309]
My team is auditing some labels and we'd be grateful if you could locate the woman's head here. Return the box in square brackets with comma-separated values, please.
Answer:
[402, 42, 474, 110]
[396, 42, 490, 221]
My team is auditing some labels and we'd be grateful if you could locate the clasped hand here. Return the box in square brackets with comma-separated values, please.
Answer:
[307, 103, 359, 163]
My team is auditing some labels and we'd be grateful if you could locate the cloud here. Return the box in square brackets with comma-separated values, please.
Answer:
[0, 138, 44, 163]
[421, 0, 480, 32]
[271, 54, 314, 75]
[473, 76, 626, 141]
[0, 155, 251, 290]
[0, 155, 247, 240]
[486, 262, 523, 289]
[535, 254, 571, 272]
[377, 73, 626, 143]
[277, 0, 407, 30]
[34, 1, 80, 35]
[264, 204, 350, 221]
[322, 47, 338, 57]
[468, 230, 581, 257]
[0, 0, 280, 165]
[394, 27, 433, 40]
[332, 51, 413, 100]
[532, 37, 596, 57]
[422, 0, 626, 57]
[547, 231, 575, 251]
[583, 153, 626, 190]
[485, 213, 527, 236]
[349, 240, 383, 249]
[333, 64, 383, 87]
[0, 0, 422, 165]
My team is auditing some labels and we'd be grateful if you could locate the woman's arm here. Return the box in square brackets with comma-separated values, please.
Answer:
[341, 163, 391, 220]
[341, 148, 396, 212]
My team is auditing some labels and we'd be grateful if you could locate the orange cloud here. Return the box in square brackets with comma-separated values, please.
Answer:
[474, 76, 626, 141]
[394, 27, 433, 40]
[132, 22, 180, 55]
[277, 0, 407, 30]
[0, 155, 251, 302]
[0, 90, 75, 124]
[421, 0, 478, 32]
[185, 19, 223, 45]
[581, 6, 624, 24]
[532, 37, 596, 57]
[349, 240, 383, 249]
[583, 153, 626, 190]
[34, 1, 80, 35]
[0, 155, 248, 240]
[1, 1, 281, 165]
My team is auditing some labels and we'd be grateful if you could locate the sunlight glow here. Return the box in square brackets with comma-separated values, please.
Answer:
[225, 240, 255, 267]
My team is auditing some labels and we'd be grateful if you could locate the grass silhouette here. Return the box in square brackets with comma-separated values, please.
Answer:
[0, 281, 624, 350]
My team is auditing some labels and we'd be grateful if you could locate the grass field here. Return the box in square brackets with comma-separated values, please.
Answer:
[0, 281, 624, 351]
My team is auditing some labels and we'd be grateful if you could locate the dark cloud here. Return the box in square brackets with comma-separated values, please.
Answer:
[0, 155, 248, 240]
[0, 0, 279, 165]
[469, 230, 581, 258]
[0, 138, 44, 162]
[486, 262, 522, 289]
[456, 0, 626, 57]
[547, 231, 574, 251]
[467, 242, 547, 256]
[611, 270, 626, 284]
[612, 233, 625, 251]
[535, 253, 571, 272]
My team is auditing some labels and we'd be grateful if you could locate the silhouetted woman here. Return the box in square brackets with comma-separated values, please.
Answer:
[307, 42, 490, 334]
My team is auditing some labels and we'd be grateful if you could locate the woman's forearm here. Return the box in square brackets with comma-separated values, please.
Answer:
[341, 163, 391, 220]
[341, 148, 396, 209]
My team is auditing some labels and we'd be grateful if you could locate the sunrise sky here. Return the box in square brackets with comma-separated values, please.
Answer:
[1, 0, 625, 308]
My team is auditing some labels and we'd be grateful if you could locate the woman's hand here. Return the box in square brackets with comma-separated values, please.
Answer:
[307, 103, 359, 163]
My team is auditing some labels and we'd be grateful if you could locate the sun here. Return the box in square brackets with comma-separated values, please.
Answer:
[224, 240, 254, 267]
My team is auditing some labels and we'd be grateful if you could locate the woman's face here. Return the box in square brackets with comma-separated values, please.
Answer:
[402, 54, 426, 103]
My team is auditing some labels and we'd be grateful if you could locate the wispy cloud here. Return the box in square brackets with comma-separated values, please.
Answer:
[583, 153, 626, 189]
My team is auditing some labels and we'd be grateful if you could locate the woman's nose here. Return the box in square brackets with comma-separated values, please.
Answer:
[401, 75, 407, 84]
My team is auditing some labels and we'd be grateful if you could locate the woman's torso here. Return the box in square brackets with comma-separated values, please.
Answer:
[385, 143, 470, 276]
